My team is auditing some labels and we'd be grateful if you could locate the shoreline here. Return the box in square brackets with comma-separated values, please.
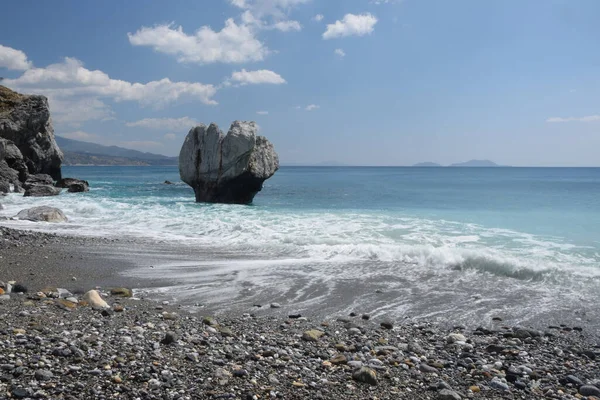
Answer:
[2, 225, 600, 399]
[2, 224, 600, 331]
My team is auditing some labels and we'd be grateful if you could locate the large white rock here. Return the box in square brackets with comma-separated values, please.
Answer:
[16, 206, 67, 222]
[179, 121, 279, 204]
[82, 289, 109, 309]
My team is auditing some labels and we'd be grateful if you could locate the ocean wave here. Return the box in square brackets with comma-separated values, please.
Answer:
[1, 191, 599, 284]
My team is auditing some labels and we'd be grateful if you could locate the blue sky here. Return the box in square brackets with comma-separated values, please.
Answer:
[1, 0, 599, 166]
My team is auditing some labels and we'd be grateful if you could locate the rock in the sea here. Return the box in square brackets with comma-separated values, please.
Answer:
[16, 206, 67, 222]
[24, 184, 61, 197]
[179, 121, 279, 204]
[82, 290, 109, 309]
[0, 86, 63, 180]
[55, 177, 89, 192]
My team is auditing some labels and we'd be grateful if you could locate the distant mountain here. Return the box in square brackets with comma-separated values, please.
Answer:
[56, 136, 178, 166]
[450, 159, 500, 167]
[413, 162, 442, 167]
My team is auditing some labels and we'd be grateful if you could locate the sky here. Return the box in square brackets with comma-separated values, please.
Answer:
[0, 0, 599, 166]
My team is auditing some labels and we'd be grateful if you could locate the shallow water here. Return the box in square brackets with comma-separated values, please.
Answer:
[1, 166, 599, 328]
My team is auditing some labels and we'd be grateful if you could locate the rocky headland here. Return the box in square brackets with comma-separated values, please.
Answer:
[0, 85, 88, 219]
[0, 86, 63, 191]
[179, 121, 279, 204]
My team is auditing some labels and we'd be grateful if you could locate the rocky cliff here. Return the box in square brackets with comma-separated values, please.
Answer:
[0, 86, 63, 192]
[179, 121, 279, 204]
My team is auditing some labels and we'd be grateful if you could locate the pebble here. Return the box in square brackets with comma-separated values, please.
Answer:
[352, 367, 378, 386]
[580, 385, 600, 397]
[34, 369, 54, 381]
[302, 329, 324, 342]
[438, 389, 462, 400]
[380, 320, 394, 330]
[566, 374, 584, 386]
[331, 354, 347, 365]
[446, 333, 466, 343]
[489, 377, 510, 391]
[161, 331, 178, 345]
[82, 290, 109, 309]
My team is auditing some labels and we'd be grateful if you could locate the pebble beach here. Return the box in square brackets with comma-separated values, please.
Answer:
[2, 227, 600, 400]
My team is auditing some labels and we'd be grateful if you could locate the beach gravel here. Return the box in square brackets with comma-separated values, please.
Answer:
[1, 226, 600, 399]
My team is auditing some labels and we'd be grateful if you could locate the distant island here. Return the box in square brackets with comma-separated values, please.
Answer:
[413, 160, 502, 167]
[56, 136, 178, 166]
[450, 160, 500, 167]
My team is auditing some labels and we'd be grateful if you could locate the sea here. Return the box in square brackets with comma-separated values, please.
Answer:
[1, 166, 600, 329]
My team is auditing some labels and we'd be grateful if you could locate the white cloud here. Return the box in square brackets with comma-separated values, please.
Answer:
[164, 133, 177, 140]
[49, 96, 115, 127]
[126, 117, 199, 130]
[230, 0, 248, 7]
[334, 48, 346, 57]
[59, 131, 98, 140]
[313, 14, 324, 22]
[120, 141, 163, 149]
[128, 20, 268, 64]
[4, 56, 217, 108]
[228, 69, 286, 85]
[305, 104, 319, 111]
[546, 115, 600, 123]
[240, 10, 301, 32]
[370, 0, 402, 3]
[232, 0, 307, 33]
[272, 20, 302, 32]
[0, 44, 32, 71]
[323, 13, 378, 39]
[256, 110, 269, 115]
[231, 0, 309, 17]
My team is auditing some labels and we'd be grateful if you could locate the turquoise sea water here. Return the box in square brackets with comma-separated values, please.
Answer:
[2, 166, 600, 326]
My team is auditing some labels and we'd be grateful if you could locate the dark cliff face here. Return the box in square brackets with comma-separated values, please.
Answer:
[0, 86, 63, 187]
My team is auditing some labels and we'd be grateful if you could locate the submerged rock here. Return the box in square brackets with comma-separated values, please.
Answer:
[179, 121, 279, 204]
[16, 206, 67, 222]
